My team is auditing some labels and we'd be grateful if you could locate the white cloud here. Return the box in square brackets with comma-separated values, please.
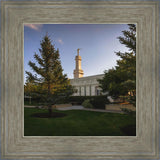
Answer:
[57, 39, 64, 45]
[24, 24, 43, 31]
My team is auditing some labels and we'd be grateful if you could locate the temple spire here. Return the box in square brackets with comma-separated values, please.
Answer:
[73, 48, 84, 78]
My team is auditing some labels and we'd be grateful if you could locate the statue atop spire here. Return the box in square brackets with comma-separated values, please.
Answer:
[77, 48, 81, 56]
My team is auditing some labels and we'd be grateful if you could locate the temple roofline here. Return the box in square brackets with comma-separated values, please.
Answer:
[70, 74, 104, 80]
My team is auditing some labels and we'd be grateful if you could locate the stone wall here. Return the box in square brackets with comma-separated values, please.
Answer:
[52, 104, 72, 108]
[105, 104, 136, 111]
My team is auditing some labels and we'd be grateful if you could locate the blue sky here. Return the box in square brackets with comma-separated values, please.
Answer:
[24, 24, 129, 83]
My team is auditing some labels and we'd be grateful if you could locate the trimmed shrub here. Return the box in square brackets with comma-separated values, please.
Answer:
[68, 96, 110, 109]
[82, 99, 93, 108]
[90, 96, 109, 109]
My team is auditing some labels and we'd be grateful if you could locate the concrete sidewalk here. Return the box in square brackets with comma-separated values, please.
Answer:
[24, 105, 36, 108]
[56, 105, 124, 113]
[83, 108, 124, 113]
[24, 105, 124, 113]
[56, 105, 84, 110]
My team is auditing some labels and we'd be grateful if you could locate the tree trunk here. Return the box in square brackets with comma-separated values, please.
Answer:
[122, 96, 125, 102]
[48, 105, 52, 117]
[47, 82, 52, 117]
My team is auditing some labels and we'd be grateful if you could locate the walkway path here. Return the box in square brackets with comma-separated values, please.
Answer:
[83, 108, 124, 113]
[56, 105, 84, 110]
[24, 105, 36, 108]
[24, 105, 124, 113]
[56, 105, 124, 113]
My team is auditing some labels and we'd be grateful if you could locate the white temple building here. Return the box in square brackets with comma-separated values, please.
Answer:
[70, 49, 104, 96]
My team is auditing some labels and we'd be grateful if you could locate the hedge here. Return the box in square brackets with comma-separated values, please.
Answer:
[24, 95, 110, 109]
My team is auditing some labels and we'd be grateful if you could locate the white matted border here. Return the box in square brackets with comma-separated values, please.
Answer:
[1, 1, 159, 159]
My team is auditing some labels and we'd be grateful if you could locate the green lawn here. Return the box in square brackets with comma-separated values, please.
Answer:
[24, 108, 136, 136]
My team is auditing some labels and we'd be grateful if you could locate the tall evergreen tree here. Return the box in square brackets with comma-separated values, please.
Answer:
[99, 24, 136, 105]
[25, 34, 73, 115]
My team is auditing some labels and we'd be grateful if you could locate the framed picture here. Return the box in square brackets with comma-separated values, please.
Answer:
[24, 23, 136, 137]
[1, 1, 159, 159]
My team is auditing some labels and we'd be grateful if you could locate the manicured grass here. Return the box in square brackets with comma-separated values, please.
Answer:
[24, 108, 136, 136]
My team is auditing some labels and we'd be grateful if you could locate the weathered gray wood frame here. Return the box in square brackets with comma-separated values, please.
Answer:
[1, 1, 159, 159]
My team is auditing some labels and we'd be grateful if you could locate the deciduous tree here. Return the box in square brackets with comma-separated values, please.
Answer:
[99, 24, 136, 105]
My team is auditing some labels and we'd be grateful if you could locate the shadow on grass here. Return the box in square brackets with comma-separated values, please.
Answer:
[120, 124, 136, 136]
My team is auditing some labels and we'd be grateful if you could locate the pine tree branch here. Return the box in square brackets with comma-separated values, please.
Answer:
[34, 53, 45, 67]
[25, 71, 40, 82]
[28, 61, 45, 78]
